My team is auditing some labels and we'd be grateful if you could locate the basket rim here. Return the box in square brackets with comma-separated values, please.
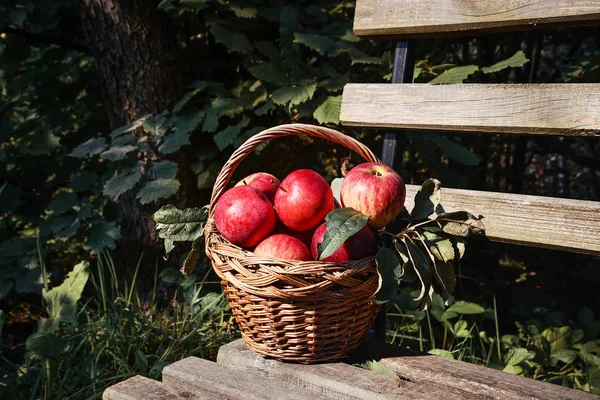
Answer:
[207, 123, 380, 217]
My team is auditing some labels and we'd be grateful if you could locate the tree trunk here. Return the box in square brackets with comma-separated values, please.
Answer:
[77, 0, 194, 277]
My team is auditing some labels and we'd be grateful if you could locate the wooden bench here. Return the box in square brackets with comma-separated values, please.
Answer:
[103, 338, 596, 399]
[341, 0, 600, 257]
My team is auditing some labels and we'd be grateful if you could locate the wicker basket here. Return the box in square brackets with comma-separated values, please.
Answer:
[204, 124, 381, 363]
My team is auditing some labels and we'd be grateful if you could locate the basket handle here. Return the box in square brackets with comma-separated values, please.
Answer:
[208, 123, 380, 216]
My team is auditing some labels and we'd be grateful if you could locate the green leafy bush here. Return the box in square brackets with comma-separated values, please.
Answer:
[385, 290, 600, 394]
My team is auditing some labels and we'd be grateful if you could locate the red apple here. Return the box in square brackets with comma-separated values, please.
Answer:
[235, 172, 280, 203]
[254, 234, 311, 261]
[274, 169, 335, 231]
[213, 186, 276, 248]
[310, 222, 378, 263]
[340, 163, 406, 229]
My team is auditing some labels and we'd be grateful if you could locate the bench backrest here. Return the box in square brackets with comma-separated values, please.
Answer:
[341, 0, 600, 256]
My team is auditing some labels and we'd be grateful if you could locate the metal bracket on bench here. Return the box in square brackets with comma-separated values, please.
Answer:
[381, 41, 416, 169]
[375, 40, 416, 342]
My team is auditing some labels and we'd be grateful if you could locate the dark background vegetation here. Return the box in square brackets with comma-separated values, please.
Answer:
[0, 0, 599, 398]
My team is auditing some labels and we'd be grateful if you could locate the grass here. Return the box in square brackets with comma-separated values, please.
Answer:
[0, 254, 238, 400]
[1, 253, 598, 398]
[382, 287, 600, 394]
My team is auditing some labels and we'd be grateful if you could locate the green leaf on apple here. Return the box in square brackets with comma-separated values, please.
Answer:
[374, 247, 402, 304]
[316, 208, 369, 260]
[411, 178, 442, 221]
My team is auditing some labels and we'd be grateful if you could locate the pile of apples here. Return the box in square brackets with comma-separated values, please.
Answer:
[213, 163, 406, 262]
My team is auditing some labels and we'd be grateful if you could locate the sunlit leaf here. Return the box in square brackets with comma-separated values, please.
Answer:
[313, 95, 342, 125]
[447, 301, 485, 314]
[228, 4, 257, 18]
[38, 261, 89, 334]
[551, 349, 578, 364]
[429, 65, 479, 84]
[505, 348, 529, 366]
[360, 360, 399, 379]
[100, 144, 139, 161]
[153, 205, 208, 242]
[271, 83, 317, 107]
[428, 349, 454, 359]
[70, 138, 107, 158]
[481, 51, 529, 74]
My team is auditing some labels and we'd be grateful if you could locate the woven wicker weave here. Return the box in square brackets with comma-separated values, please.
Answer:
[205, 124, 381, 363]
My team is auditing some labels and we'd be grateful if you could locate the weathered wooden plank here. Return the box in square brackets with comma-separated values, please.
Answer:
[354, 340, 598, 400]
[102, 375, 206, 400]
[403, 184, 600, 255]
[217, 339, 469, 400]
[162, 356, 320, 400]
[340, 83, 600, 136]
[354, 0, 600, 38]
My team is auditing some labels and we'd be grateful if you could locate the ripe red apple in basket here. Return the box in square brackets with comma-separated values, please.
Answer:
[274, 169, 335, 232]
[235, 172, 280, 203]
[311, 222, 378, 263]
[254, 234, 312, 261]
[213, 186, 276, 248]
[274, 223, 316, 248]
[340, 163, 406, 229]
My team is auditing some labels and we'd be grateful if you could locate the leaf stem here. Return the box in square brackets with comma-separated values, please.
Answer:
[493, 294, 501, 360]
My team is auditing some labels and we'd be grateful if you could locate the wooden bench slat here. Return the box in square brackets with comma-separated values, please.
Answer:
[216, 339, 469, 400]
[354, 340, 598, 400]
[162, 356, 319, 400]
[102, 375, 207, 400]
[404, 184, 600, 255]
[340, 83, 600, 136]
[354, 0, 600, 38]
